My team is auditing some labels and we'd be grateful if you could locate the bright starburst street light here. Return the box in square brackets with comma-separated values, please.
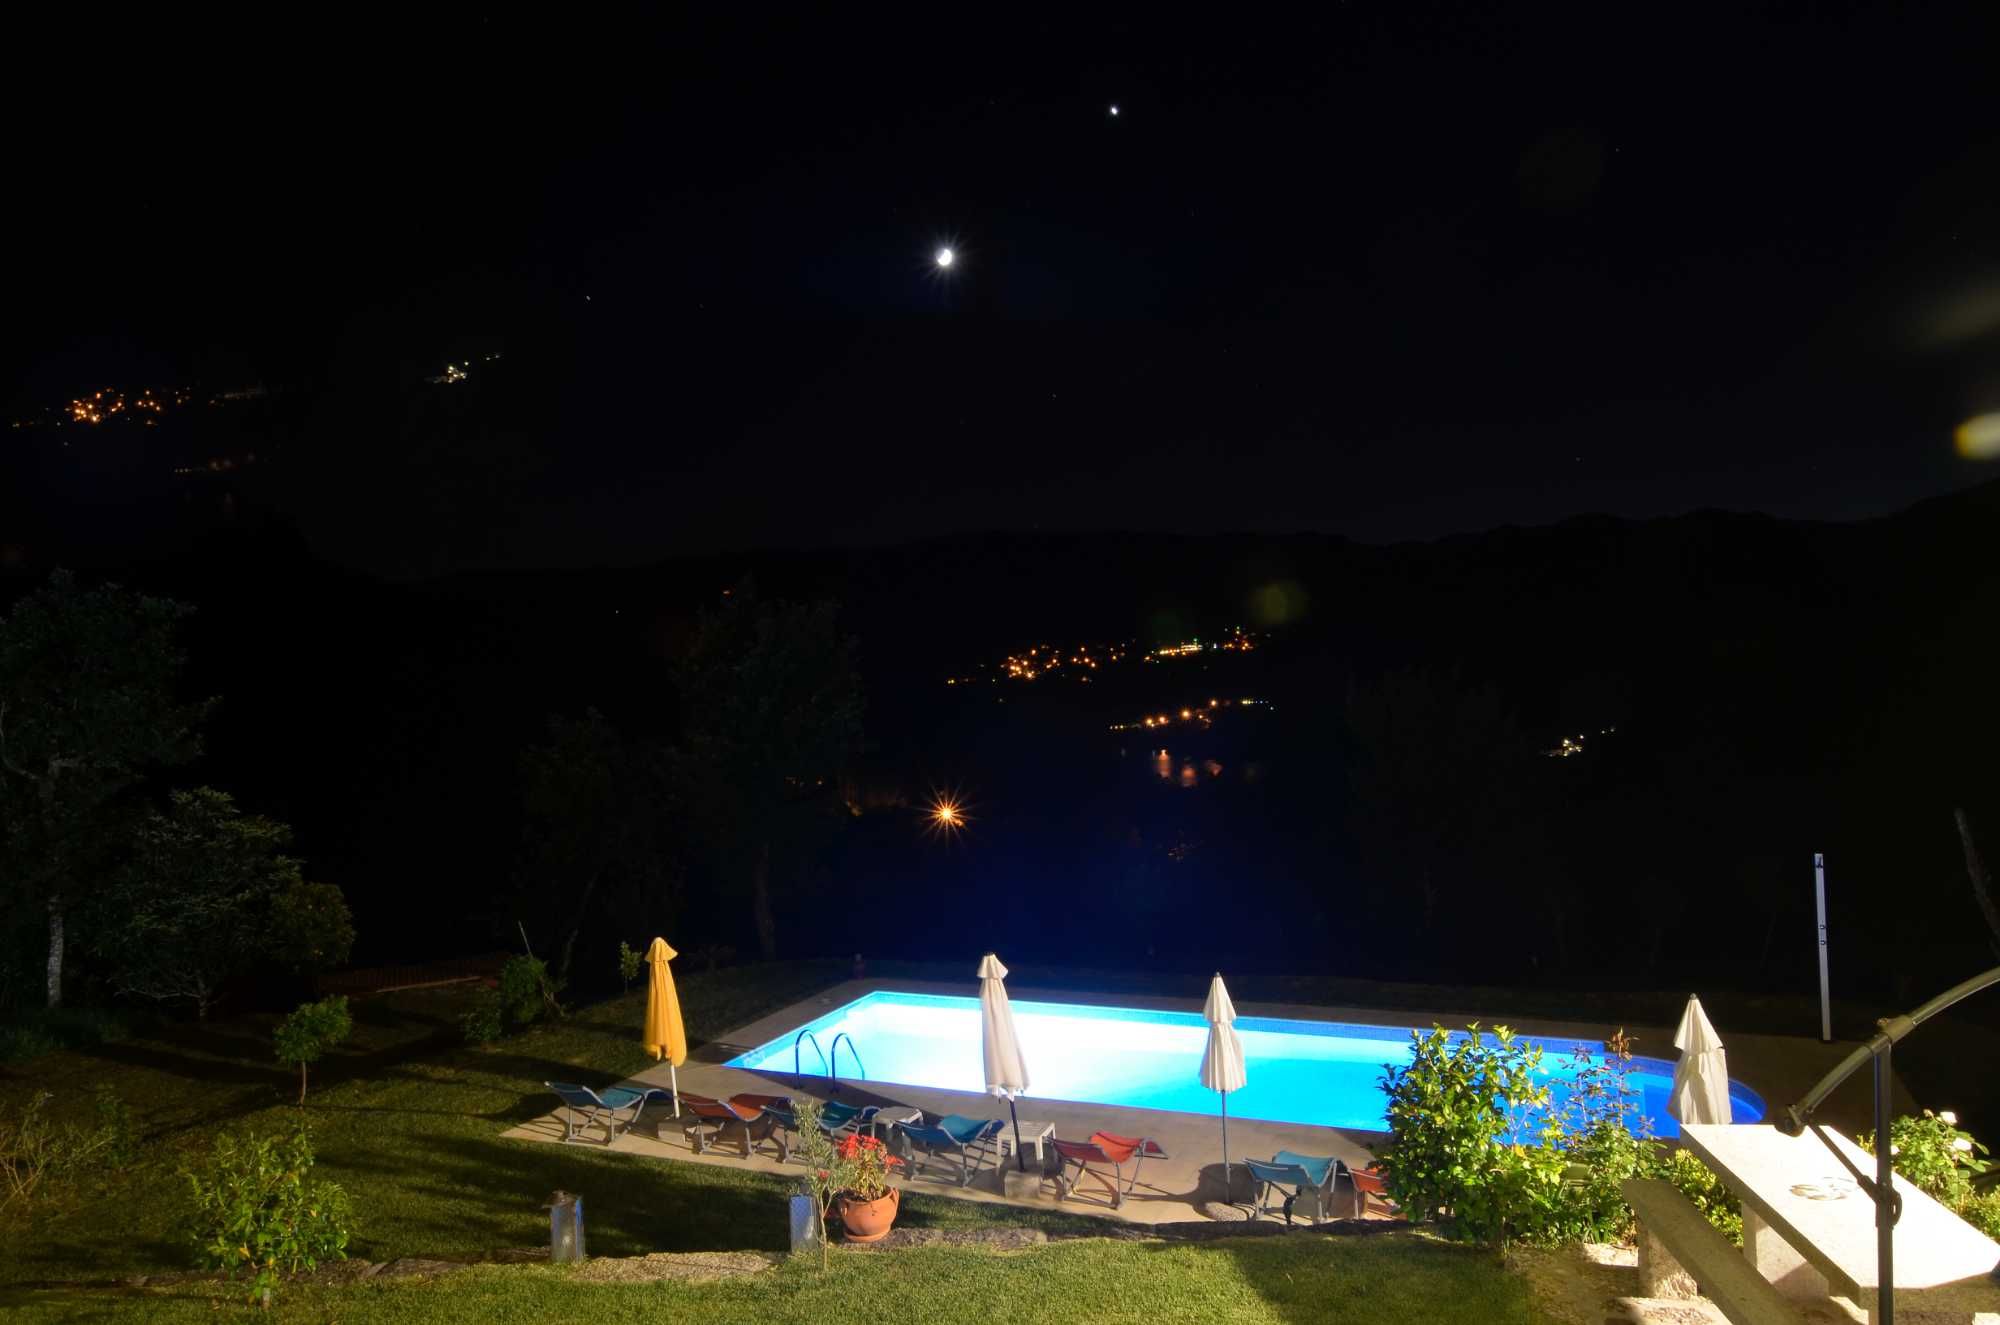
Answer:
[935, 247, 955, 269]
[924, 792, 969, 839]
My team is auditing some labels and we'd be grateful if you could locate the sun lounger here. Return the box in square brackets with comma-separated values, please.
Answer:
[1050, 1131, 1168, 1209]
[1243, 1150, 1339, 1225]
[544, 1081, 674, 1144]
[756, 1097, 885, 1162]
[892, 1113, 1003, 1186]
[1342, 1160, 1392, 1218]
[676, 1092, 781, 1158]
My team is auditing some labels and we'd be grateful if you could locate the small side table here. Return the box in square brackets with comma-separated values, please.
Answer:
[869, 1108, 923, 1140]
[993, 1119, 1055, 1165]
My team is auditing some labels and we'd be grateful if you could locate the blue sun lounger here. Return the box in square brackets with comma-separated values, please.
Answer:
[545, 1081, 675, 1144]
[757, 1098, 885, 1162]
[892, 1114, 1004, 1186]
[1243, 1150, 1340, 1225]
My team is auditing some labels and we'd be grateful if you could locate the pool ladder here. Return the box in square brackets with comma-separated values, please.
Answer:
[793, 1029, 866, 1086]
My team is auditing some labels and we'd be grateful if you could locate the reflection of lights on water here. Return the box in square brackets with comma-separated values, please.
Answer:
[1959, 413, 2000, 460]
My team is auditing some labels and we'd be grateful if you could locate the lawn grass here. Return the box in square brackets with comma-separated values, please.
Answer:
[4, 1230, 1537, 1323]
[0, 959, 1547, 1322]
[0, 961, 1117, 1285]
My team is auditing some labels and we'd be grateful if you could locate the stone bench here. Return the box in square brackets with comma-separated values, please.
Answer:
[1623, 1179, 1803, 1325]
[1679, 1122, 2000, 1325]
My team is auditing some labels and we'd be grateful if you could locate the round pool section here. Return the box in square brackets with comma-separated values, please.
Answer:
[725, 991, 1766, 1138]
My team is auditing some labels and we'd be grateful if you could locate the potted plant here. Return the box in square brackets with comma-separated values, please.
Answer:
[831, 1131, 903, 1242]
[791, 1100, 905, 1266]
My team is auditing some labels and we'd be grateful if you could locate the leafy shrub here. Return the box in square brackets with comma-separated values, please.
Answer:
[273, 997, 353, 1105]
[1375, 1023, 1552, 1243]
[1537, 1031, 1655, 1243]
[1376, 1024, 1744, 1248]
[1661, 1146, 1742, 1244]
[498, 955, 562, 1028]
[460, 991, 504, 1044]
[268, 881, 357, 972]
[92, 1084, 140, 1169]
[0, 1088, 133, 1212]
[182, 1127, 352, 1307]
[1962, 1188, 2000, 1240]
[617, 941, 643, 991]
[1859, 1109, 1990, 1210]
[1859, 1109, 1993, 1235]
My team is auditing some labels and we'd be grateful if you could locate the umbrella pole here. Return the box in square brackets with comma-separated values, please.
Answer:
[671, 1064, 679, 1118]
[1222, 1092, 1230, 1204]
[1009, 1098, 1026, 1172]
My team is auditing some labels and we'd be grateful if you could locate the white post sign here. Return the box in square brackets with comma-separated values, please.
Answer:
[1814, 853, 1831, 1042]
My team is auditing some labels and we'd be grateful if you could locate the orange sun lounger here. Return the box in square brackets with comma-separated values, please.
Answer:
[1049, 1130, 1168, 1209]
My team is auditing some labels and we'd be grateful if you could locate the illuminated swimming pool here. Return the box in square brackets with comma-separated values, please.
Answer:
[726, 991, 1764, 1138]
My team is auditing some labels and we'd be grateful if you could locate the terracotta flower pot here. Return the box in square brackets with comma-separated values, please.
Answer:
[837, 1187, 900, 1242]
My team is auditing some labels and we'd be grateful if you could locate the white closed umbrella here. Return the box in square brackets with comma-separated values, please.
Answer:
[978, 953, 1032, 1171]
[1200, 973, 1248, 1200]
[1668, 994, 1733, 1126]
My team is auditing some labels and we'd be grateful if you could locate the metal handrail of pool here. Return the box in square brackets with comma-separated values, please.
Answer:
[793, 1029, 829, 1082]
[790, 1029, 868, 1084]
[828, 1032, 866, 1082]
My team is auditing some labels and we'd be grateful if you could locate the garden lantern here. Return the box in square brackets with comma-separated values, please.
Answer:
[545, 1190, 586, 1262]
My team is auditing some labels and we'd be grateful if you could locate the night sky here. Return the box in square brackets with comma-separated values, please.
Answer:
[11, 8, 2000, 566]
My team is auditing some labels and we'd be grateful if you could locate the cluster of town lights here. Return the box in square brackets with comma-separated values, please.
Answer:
[949, 629, 1259, 687]
[1108, 698, 1268, 732]
[1544, 727, 1618, 758]
[65, 387, 179, 425]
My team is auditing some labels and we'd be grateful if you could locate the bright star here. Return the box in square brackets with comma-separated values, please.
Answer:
[935, 247, 955, 268]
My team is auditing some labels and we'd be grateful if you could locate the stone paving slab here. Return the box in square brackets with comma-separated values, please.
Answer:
[510, 1055, 1374, 1226]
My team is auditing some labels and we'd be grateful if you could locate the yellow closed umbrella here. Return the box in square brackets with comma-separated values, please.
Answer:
[643, 937, 688, 1115]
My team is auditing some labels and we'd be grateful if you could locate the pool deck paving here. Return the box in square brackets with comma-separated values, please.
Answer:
[506, 977, 1900, 1227]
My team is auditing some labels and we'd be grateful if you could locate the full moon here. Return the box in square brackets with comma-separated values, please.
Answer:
[935, 247, 955, 268]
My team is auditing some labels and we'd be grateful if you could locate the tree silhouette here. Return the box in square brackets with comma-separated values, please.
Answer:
[0, 571, 210, 1007]
[673, 587, 862, 960]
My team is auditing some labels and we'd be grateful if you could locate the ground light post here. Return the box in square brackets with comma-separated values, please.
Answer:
[1774, 963, 2000, 1325]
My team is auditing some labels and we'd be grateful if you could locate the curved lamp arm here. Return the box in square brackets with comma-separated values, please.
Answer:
[1774, 964, 2000, 1136]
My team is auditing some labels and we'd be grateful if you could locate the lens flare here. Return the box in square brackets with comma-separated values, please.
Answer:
[923, 789, 971, 840]
[1957, 413, 2000, 460]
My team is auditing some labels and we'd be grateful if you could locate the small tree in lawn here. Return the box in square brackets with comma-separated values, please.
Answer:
[791, 1100, 842, 1270]
[617, 940, 643, 991]
[268, 880, 356, 975]
[273, 997, 352, 1105]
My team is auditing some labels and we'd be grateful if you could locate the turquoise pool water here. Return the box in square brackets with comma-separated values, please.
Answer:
[726, 991, 1765, 1138]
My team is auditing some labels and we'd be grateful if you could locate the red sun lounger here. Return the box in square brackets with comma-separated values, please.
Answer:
[1050, 1131, 1168, 1209]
